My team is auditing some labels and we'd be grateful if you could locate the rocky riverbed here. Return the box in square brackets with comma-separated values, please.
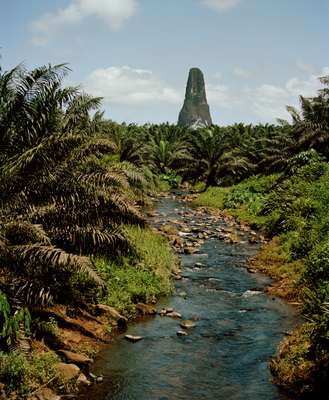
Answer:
[79, 194, 299, 400]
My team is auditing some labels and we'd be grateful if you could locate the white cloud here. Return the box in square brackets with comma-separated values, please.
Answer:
[84, 66, 182, 106]
[30, 0, 138, 45]
[84, 65, 328, 123]
[200, 0, 241, 12]
[207, 83, 240, 108]
[245, 68, 328, 121]
[206, 67, 328, 122]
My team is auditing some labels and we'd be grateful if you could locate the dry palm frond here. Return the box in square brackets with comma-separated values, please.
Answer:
[2, 133, 85, 179]
[53, 225, 130, 256]
[12, 244, 104, 287]
[14, 279, 53, 307]
[77, 170, 129, 190]
[4, 222, 51, 246]
[67, 136, 117, 162]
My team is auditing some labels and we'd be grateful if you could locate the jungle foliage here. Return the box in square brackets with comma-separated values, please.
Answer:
[193, 77, 329, 397]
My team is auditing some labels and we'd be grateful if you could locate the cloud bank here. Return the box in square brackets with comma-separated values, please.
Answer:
[84, 66, 181, 106]
[83, 65, 328, 123]
[30, 0, 138, 45]
[30, 0, 244, 45]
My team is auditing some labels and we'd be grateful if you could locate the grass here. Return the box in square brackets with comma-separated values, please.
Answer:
[95, 226, 176, 315]
[0, 351, 59, 395]
[193, 186, 229, 208]
[193, 162, 329, 397]
[249, 237, 305, 300]
[270, 325, 320, 397]
[193, 186, 267, 228]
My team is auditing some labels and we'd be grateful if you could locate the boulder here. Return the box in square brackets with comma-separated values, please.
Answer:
[184, 247, 196, 255]
[58, 350, 92, 366]
[95, 304, 127, 327]
[33, 388, 61, 400]
[124, 335, 144, 343]
[76, 373, 92, 388]
[166, 311, 182, 319]
[56, 362, 80, 382]
[135, 303, 157, 315]
[180, 320, 196, 329]
[176, 330, 188, 336]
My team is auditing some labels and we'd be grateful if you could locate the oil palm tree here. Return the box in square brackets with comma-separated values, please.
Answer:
[0, 62, 147, 307]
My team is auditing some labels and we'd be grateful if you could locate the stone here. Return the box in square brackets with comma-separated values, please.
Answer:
[178, 68, 213, 129]
[165, 307, 174, 313]
[33, 388, 61, 400]
[76, 373, 92, 387]
[248, 237, 258, 244]
[166, 311, 182, 319]
[58, 350, 92, 366]
[184, 246, 196, 255]
[56, 362, 80, 382]
[176, 330, 188, 336]
[194, 262, 204, 268]
[124, 334, 144, 343]
[135, 303, 157, 315]
[95, 304, 127, 327]
[180, 320, 196, 329]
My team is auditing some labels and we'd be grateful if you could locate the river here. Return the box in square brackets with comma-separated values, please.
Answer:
[80, 195, 299, 400]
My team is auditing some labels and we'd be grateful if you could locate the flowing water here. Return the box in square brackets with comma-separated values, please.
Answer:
[80, 196, 299, 400]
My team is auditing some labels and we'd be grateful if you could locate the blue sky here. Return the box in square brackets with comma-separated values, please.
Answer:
[1, 0, 328, 125]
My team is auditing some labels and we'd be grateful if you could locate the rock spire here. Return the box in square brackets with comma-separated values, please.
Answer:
[178, 67, 212, 128]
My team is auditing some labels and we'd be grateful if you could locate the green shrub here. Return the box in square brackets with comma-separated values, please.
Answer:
[159, 173, 181, 189]
[0, 351, 29, 392]
[34, 317, 60, 338]
[305, 239, 329, 287]
[193, 186, 229, 208]
[0, 351, 58, 394]
[0, 292, 31, 346]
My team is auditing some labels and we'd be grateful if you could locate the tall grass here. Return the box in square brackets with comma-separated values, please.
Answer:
[95, 227, 176, 315]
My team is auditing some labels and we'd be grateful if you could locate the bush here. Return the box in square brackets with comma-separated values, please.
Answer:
[0, 351, 59, 394]
[305, 239, 329, 286]
[0, 351, 29, 392]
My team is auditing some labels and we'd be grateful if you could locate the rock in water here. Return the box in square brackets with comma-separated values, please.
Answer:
[125, 334, 144, 343]
[178, 67, 212, 128]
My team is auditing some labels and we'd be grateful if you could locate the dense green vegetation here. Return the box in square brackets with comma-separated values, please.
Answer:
[192, 83, 329, 396]
[0, 62, 175, 395]
[96, 226, 176, 314]
[0, 58, 328, 397]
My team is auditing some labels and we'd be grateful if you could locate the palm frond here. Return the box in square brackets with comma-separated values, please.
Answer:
[12, 244, 105, 287]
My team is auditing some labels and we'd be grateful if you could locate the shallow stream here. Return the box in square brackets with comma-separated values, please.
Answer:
[80, 196, 299, 400]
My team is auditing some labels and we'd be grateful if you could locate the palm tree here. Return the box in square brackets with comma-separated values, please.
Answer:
[0, 62, 147, 308]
